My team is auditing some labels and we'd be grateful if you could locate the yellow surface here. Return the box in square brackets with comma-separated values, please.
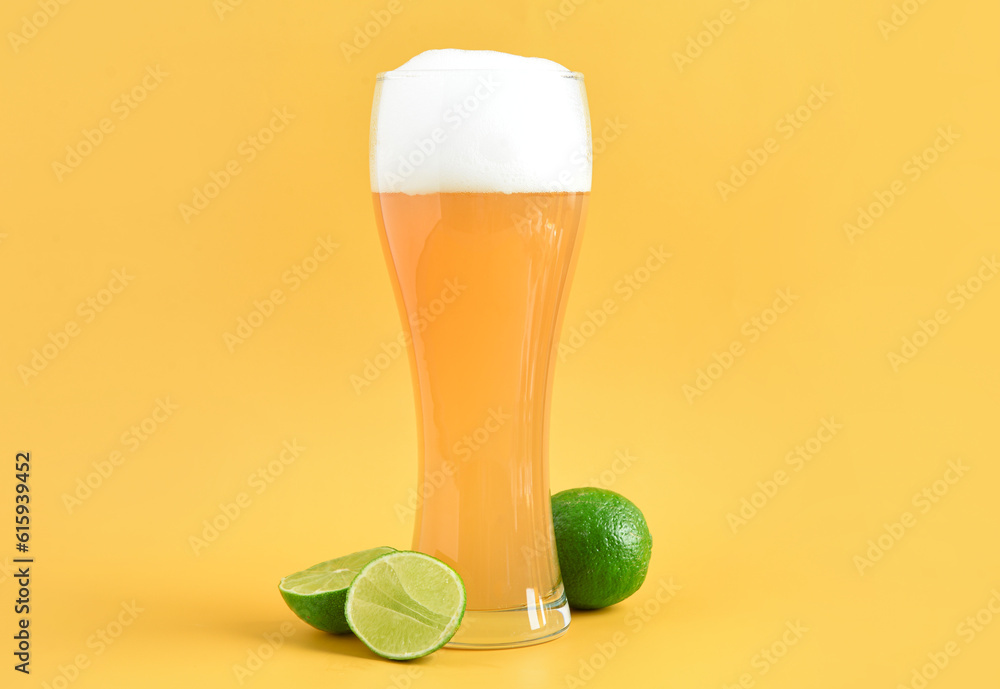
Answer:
[2, 1, 998, 687]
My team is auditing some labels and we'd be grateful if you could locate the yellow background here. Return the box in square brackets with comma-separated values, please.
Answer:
[2, 0, 999, 687]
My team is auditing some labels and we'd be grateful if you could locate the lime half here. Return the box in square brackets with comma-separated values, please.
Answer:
[346, 550, 466, 660]
[279, 546, 395, 633]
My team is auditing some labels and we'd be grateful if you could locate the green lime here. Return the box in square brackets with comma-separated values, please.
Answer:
[279, 547, 396, 633]
[552, 487, 652, 610]
[345, 550, 465, 660]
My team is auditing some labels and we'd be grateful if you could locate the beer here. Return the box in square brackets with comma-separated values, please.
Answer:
[370, 50, 591, 648]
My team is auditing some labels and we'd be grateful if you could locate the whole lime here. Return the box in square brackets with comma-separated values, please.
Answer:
[551, 487, 652, 610]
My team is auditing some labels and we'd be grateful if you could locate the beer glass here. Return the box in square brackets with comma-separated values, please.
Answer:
[369, 56, 591, 648]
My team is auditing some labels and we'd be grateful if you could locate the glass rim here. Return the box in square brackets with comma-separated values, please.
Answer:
[376, 70, 585, 81]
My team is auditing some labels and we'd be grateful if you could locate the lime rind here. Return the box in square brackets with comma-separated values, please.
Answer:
[345, 551, 466, 660]
[279, 547, 396, 595]
[552, 488, 652, 610]
[278, 546, 396, 633]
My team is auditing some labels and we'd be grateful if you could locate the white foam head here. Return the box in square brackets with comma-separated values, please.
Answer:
[371, 50, 592, 194]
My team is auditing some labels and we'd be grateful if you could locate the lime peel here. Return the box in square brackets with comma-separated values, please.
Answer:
[279, 547, 396, 633]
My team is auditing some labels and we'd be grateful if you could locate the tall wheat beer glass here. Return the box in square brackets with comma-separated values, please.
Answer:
[369, 50, 591, 648]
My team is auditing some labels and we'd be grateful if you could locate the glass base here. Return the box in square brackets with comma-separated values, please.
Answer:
[447, 587, 571, 649]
